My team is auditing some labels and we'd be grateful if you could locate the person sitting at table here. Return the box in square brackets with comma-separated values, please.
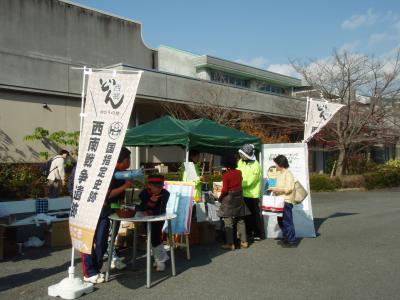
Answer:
[218, 155, 250, 250]
[136, 174, 170, 271]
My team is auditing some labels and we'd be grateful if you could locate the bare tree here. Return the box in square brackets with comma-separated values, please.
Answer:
[292, 49, 400, 175]
[162, 70, 306, 141]
[161, 101, 194, 120]
[161, 71, 246, 127]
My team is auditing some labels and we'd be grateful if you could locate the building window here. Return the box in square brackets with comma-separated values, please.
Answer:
[258, 84, 285, 94]
[210, 70, 249, 88]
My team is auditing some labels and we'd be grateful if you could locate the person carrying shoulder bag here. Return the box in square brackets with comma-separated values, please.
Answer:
[267, 154, 297, 247]
[47, 149, 69, 198]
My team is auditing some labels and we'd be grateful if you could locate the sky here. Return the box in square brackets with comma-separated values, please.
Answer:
[71, 0, 400, 78]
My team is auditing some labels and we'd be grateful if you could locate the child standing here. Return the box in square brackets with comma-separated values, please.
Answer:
[218, 156, 249, 250]
[136, 174, 170, 271]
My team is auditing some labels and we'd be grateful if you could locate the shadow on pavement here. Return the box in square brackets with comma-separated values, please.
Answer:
[314, 212, 358, 234]
[2, 245, 71, 263]
[110, 243, 225, 290]
[0, 260, 70, 292]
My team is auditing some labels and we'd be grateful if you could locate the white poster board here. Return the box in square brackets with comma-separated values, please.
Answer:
[262, 143, 316, 238]
[183, 162, 198, 182]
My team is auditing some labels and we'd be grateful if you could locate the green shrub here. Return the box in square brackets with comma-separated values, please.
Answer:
[386, 159, 400, 169]
[0, 163, 74, 200]
[0, 164, 47, 200]
[342, 160, 400, 190]
[310, 173, 341, 191]
[339, 175, 365, 188]
[364, 166, 400, 190]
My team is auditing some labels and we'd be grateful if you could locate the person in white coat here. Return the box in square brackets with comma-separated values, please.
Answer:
[47, 149, 69, 198]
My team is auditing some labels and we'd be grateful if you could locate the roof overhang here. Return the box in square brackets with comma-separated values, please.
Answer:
[192, 55, 302, 87]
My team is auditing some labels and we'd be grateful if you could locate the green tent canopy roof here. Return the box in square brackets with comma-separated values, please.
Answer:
[124, 116, 261, 155]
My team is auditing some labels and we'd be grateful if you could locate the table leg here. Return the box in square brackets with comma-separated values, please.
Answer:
[105, 220, 118, 282]
[168, 220, 176, 276]
[131, 226, 137, 270]
[146, 222, 152, 288]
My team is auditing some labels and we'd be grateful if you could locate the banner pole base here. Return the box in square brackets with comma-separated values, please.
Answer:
[48, 266, 93, 299]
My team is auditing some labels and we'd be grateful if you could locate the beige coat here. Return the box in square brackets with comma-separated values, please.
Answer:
[275, 168, 295, 204]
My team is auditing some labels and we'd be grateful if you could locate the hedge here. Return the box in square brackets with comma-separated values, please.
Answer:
[0, 163, 73, 200]
[310, 160, 400, 191]
[310, 174, 341, 191]
[1, 160, 400, 199]
[364, 168, 400, 190]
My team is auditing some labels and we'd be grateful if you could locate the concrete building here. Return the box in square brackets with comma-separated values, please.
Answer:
[157, 46, 301, 96]
[0, 0, 307, 168]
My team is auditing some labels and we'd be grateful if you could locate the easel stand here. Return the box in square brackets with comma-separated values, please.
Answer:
[171, 233, 191, 260]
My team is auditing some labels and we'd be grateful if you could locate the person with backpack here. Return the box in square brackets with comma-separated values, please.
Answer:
[47, 149, 69, 198]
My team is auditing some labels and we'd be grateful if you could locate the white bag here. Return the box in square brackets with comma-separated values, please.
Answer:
[24, 236, 45, 248]
[262, 193, 285, 217]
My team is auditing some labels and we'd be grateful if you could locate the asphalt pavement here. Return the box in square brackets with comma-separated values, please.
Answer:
[1, 189, 400, 300]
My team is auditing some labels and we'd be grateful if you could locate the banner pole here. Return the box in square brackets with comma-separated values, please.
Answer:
[70, 66, 89, 270]
[69, 66, 90, 271]
[303, 97, 311, 142]
[185, 144, 189, 162]
[48, 66, 94, 299]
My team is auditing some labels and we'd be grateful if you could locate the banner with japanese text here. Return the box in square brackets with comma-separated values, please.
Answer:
[304, 99, 345, 142]
[69, 70, 142, 253]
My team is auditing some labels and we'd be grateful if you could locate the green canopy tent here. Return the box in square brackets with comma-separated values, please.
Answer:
[124, 116, 261, 160]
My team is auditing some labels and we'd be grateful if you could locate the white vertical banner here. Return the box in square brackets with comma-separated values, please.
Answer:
[304, 99, 345, 142]
[69, 70, 142, 254]
[262, 143, 316, 238]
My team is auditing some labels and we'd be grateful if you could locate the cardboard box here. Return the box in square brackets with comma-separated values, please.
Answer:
[45, 220, 71, 247]
[0, 215, 16, 225]
[198, 222, 216, 244]
[9, 224, 46, 243]
[188, 222, 200, 245]
[0, 226, 19, 260]
[0, 239, 19, 260]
